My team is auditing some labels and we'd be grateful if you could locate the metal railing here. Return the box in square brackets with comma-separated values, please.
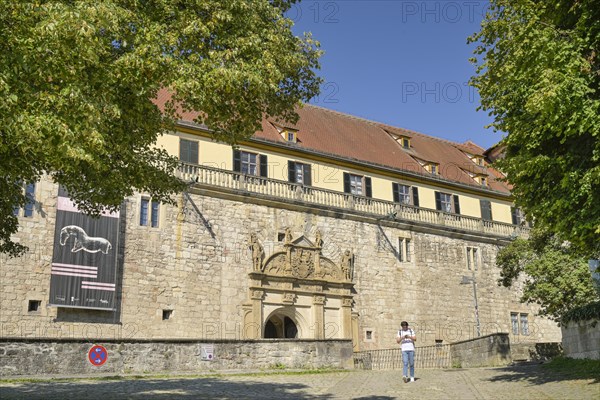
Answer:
[354, 345, 452, 370]
[177, 163, 524, 238]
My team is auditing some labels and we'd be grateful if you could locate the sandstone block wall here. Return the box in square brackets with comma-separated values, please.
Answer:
[510, 342, 563, 361]
[0, 338, 353, 377]
[561, 320, 600, 360]
[1, 178, 561, 350]
[449, 333, 511, 368]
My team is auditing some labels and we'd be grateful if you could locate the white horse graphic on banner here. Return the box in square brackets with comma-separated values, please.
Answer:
[59, 225, 112, 254]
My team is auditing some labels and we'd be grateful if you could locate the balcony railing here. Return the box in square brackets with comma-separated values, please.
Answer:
[177, 163, 525, 238]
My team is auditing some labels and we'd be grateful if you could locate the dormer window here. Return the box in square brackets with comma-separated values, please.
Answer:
[464, 169, 489, 186]
[414, 158, 439, 175]
[467, 153, 485, 167]
[401, 137, 410, 149]
[394, 135, 411, 149]
[472, 174, 488, 186]
[273, 123, 298, 143]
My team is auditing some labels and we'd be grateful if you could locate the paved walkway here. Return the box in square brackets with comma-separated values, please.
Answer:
[1, 365, 598, 399]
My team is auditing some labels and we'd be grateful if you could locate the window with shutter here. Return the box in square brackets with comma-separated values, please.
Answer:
[260, 155, 268, 178]
[438, 192, 452, 213]
[234, 150, 266, 183]
[233, 150, 241, 173]
[288, 161, 296, 182]
[412, 187, 420, 207]
[344, 173, 364, 195]
[392, 183, 411, 205]
[511, 207, 526, 226]
[288, 161, 311, 186]
[294, 162, 303, 183]
[480, 200, 492, 221]
[343, 172, 351, 193]
[343, 173, 372, 200]
[453, 195, 461, 215]
[436, 191, 460, 214]
[234, 151, 260, 176]
[242, 152, 258, 175]
[179, 139, 199, 164]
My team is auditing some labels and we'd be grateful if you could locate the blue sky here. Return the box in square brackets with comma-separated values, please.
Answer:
[289, 0, 503, 149]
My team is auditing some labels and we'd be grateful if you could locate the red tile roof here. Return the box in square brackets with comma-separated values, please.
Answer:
[154, 89, 510, 195]
[264, 105, 510, 194]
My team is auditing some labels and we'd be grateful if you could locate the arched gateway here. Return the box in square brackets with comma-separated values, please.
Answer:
[242, 230, 358, 346]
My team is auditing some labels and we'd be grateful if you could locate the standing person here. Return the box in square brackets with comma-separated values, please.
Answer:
[396, 321, 416, 382]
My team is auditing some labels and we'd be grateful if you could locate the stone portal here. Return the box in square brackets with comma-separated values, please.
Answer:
[242, 231, 358, 346]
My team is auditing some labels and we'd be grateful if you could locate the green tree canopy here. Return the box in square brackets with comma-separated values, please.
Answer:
[0, 0, 322, 256]
[470, 0, 600, 255]
[497, 227, 598, 321]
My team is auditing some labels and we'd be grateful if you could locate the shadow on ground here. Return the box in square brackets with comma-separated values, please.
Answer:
[353, 397, 395, 400]
[1, 376, 329, 400]
[484, 363, 600, 386]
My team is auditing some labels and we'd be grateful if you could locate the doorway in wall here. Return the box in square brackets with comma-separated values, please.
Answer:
[264, 315, 298, 338]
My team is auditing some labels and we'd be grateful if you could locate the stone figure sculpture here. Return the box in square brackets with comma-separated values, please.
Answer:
[284, 227, 293, 244]
[341, 250, 353, 281]
[314, 229, 323, 248]
[248, 233, 264, 271]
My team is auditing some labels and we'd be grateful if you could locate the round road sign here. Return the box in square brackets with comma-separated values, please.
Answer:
[88, 345, 108, 366]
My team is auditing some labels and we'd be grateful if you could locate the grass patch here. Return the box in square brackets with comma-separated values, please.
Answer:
[541, 357, 600, 380]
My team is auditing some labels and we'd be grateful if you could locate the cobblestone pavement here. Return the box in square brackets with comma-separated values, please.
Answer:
[1, 365, 598, 400]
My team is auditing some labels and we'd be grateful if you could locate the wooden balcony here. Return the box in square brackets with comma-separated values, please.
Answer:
[177, 163, 526, 239]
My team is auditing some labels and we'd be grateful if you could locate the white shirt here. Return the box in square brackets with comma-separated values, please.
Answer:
[397, 328, 415, 351]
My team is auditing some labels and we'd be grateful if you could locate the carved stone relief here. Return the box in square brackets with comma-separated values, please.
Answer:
[318, 258, 342, 281]
[282, 292, 296, 305]
[252, 290, 265, 300]
[342, 297, 353, 307]
[263, 252, 287, 276]
[254, 231, 355, 284]
[291, 248, 315, 278]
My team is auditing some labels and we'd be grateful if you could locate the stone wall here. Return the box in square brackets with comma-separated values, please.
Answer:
[561, 320, 600, 360]
[510, 342, 563, 362]
[449, 333, 511, 368]
[0, 338, 353, 377]
[0, 177, 562, 351]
